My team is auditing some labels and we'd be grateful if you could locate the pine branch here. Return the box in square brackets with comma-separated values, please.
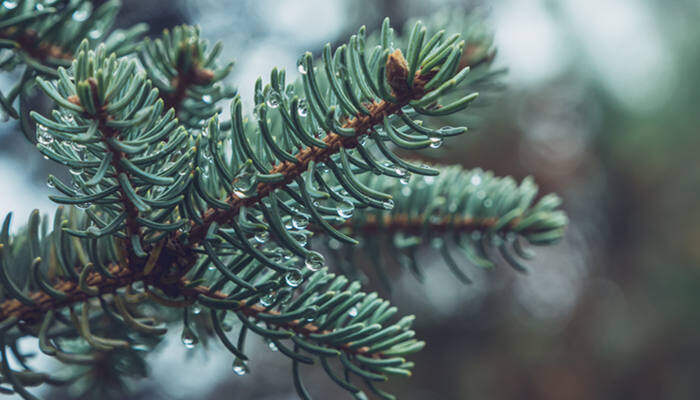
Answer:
[187, 51, 438, 245]
[316, 166, 567, 288]
[0, 16, 486, 398]
[0, 208, 421, 399]
[0, 6, 569, 399]
[0, 0, 147, 123]
[137, 25, 235, 128]
[180, 268, 423, 399]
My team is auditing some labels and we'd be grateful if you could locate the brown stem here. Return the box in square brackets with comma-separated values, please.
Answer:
[0, 263, 135, 323]
[70, 80, 145, 268]
[162, 65, 214, 116]
[0, 29, 73, 62]
[315, 214, 507, 236]
[0, 235, 196, 323]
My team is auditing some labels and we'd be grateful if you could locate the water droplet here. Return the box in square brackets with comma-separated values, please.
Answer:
[130, 343, 150, 352]
[297, 100, 308, 117]
[304, 252, 324, 272]
[266, 94, 279, 109]
[285, 269, 303, 287]
[337, 201, 354, 219]
[254, 230, 269, 244]
[292, 215, 308, 230]
[63, 113, 75, 123]
[86, 225, 100, 237]
[382, 199, 394, 210]
[88, 29, 102, 39]
[2, 1, 18, 9]
[271, 251, 283, 264]
[297, 63, 307, 75]
[233, 167, 255, 198]
[259, 291, 277, 307]
[328, 238, 342, 250]
[192, 305, 202, 315]
[470, 175, 482, 186]
[395, 167, 407, 177]
[179, 222, 191, 234]
[232, 357, 249, 376]
[400, 173, 411, 185]
[36, 125, 53, 145]
[72, 7, 90, 22]
[46, 178, 55, 189]
[424, 176, 435, 184]
[202, 94, 213, 104]
[483, 199, 493, 208]
[267, 340, 278, 352]
[291, 231, 307, 246]
[75, 202, 90, 210]
[280, 287, 294, 302]
[181, 327, 198, 349]
[431, 237, 444, 249]
[348, 306, 358, 317]
[429, 137, 443, 149]
[401, 186, 412, 197]
[476, 190, 486, 200]
[43, 155, 49, 160]
[68, 167, 81, 176]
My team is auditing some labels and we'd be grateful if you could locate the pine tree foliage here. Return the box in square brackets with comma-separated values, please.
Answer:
[0, 0, 146, 132]
[137, 24, 235, 128]
[320, 166, 567, 289]
[0, 2, 567, 399]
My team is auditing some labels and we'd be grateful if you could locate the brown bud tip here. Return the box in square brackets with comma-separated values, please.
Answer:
[192, 68, 215, 85]
[67, 95, 80, 106]
[386, 49, 411, 99]
[459, 45, 496, 71]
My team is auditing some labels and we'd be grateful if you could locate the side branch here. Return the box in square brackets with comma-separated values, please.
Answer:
[0, 28, 72, 62]
[0, 263, 137, 323]
[187, 52, 434, 244]
[182, 279, 379, 358]
[319, 214, 507, 236]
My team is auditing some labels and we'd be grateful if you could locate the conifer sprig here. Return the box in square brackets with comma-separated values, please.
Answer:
[0, 0, 146, 124]
[0, 4, 568, 399]
[137, 24, 235, 128]
[318, 166, 567, 288]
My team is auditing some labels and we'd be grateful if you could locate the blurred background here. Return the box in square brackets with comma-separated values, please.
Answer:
[2, 0, 700, 398]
